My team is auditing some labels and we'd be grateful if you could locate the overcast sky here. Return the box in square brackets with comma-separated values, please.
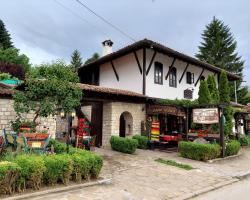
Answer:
[0, 0, 249, 86]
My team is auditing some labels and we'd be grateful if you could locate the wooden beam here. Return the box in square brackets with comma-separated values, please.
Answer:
[146, 51, 157, 75]
[195, 68, 205, 86]
[165, 58, 176, 80]
[179, 63, 189, 83]
[142, 48, 146, 95]
[110, 61, 119, 81]
[133, 51, 142, 74]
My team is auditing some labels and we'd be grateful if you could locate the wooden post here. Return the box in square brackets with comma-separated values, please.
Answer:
[186, 107, 189, 140]
[219, 106, 225, 158]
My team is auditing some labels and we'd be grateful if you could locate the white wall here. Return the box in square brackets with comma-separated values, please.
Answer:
[99, 48, 218, 100]
[99, 51, 143, 94]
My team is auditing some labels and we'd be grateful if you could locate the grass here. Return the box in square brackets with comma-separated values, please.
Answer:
[155, 158, 194, 170]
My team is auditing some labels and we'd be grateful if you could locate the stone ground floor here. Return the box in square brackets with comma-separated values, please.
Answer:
[26, 147, 250, 200]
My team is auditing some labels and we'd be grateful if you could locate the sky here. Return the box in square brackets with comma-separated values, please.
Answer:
[0, 0, 249, 86]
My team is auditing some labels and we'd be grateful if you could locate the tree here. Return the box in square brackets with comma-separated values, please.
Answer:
[0, 48, 31, 72]
[219, 70, 233, 135]
[219, 70, 230, 104]
[84, 53, 100, 64]
[198, 80, 211, 104]
[70, 49, 82, 69]
[13, 61, 82, 123]
[0, 19, 13, 49]
[196, 17, 247, 104]
[207, 74, 219, 104]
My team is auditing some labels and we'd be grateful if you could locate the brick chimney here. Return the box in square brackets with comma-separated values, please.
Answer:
[102, 39, 113, 56]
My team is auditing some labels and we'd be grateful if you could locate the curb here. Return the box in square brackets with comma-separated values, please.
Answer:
[2, 178, 112, 200]
[234, 172, 250, 180]
[207, 153, 242, 163]
[180, 179, 238, 200]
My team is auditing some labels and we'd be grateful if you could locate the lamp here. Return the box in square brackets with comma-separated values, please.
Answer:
[71, 110, 76, 118]
[60, 110, 65, 118]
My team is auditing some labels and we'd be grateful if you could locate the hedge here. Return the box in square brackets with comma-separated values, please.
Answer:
[132, 135, 149, 149]
[239, 136, 250, 146]
[48, 139, 68, 154]
[14, 155, 46, 191]
[225, 140, 241, 156]
[0, 161, 21, 195]
[43, 154, 73, 185]
[178, 141, 220, 161]
[110, 136, 138, 154]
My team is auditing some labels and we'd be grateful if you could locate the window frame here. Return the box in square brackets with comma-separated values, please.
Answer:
[169, 67, 177, 87]
[186, 71, 194, 84]
[154, 62, 163, 85]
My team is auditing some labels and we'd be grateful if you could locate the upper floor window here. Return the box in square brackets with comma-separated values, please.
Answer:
[169, 67, 177, 87]
[186, 71, 194, 84]
[154, 62, 163, 84]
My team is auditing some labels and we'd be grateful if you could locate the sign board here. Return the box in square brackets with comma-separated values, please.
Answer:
[193, 108, 219, 124]
[147, 105, 186, 117]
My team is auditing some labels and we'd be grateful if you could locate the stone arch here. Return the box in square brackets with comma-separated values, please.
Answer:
[119, 111, 133, 137]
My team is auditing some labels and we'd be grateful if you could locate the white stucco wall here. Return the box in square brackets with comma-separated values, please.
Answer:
[99, 48, 218, 100]
[99, 51, 143, 94]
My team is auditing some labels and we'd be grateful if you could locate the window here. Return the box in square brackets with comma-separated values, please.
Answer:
[186, 72, 194, 84]
[184, 89, 193, 99]
[169, 67, 177, 87]
[154, 62, 163, 84]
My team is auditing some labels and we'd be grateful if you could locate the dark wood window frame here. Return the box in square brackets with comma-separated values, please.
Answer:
[186, 71, 194, 84]
[169, 67, 177, 87]
[154, 62, 163, 85]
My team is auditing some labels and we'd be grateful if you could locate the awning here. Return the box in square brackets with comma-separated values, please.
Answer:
[147, 104, 186, 117]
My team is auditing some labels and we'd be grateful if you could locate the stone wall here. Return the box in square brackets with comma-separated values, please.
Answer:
[102, 102, 146, 146]
[0, 97, 57, 137]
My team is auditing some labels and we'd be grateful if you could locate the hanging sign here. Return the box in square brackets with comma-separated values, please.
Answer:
[193, 108, 219, 124]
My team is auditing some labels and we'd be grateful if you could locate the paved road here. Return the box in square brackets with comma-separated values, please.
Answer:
[192, 177, 250, 200]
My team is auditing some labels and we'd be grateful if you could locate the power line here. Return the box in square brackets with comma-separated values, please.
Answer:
[74, 0, 136, 42]
[54, 0, 109, 37]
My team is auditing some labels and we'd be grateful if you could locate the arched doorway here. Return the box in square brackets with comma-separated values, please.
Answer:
[119, 111, 133, 137]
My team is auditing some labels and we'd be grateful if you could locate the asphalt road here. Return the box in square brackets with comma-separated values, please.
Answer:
[192, 177, 250, 200]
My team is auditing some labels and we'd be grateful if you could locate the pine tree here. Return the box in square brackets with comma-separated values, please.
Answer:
[207, 74, 219, 104]
[70, 50, 82, 69]
[196, 17, 247, 104]
[85, 53, 100, 64]
[219, 70, 230, 104]
[0, 19, 13, 49]
[198, 80, 211, 105]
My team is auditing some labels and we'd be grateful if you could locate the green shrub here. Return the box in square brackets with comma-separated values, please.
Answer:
[110, 136, 138, 154]
[178, 141, 220, 161]
[225, 140, 240, 156]
[14, 155, 46, 191]
[0, 161, 21, 195]
[132, 135, 149, 149]
[239, 136, 250, 146]
[90, 154, 103, 178]
[43, 154, 73, 185]
[48, 139, 68, 154]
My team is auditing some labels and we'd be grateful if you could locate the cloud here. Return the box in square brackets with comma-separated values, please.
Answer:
[0, 0, 249, 85]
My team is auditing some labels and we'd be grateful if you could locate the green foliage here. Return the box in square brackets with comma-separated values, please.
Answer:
[90, 154, 103, 178]
[10, 118, 36, 132]
[198, 80, 211, 104]
[0, 19, 13, 49]
[70, 49, 82, 69]
[224, 106, 234, 135]
[0, 48, 30, 72]
[225, 140, 240, 156]
[43, 154, 73, 185]
[155, 158, 193, 170]
[207, 75, 219, 104]
[48, 139, 68, 154]
[0, 72, 12, 80]
[110, 136, 138, 154]
[14, 155, 45, 191]
[84, 53, 100, 65]
[0, 161, 20, 195]
[219, 70, 230, 104]
[239, 136, 250, 146]
[178, 141, 220, 161]
[132, 135, 149, 149]
[158, 99, 199, 107]
[13, 61, 82, 122]
[195, 17, 246, 104]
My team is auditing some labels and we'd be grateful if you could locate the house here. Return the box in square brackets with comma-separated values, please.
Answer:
[76, 39, 240, 146]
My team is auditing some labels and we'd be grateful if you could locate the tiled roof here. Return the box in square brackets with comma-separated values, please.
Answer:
[79, 38, 240, 81]
[77, 83, 146, 98]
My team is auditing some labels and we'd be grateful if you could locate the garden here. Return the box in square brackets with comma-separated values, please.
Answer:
[0, 62, 103, 197]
